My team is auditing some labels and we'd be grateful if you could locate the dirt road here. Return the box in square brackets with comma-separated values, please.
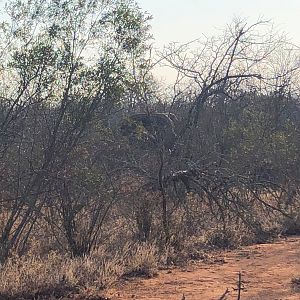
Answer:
[108, 236, 300, 300]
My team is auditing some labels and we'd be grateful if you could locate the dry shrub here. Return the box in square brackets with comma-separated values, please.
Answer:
[0, 252, 65, 297]
[0, 242, 159, 299]
[157, 235, 209, 266]
[204, 225, 255, 250]
[281, 214, 300, 235]
[280, 201, 300, 236]
[0, 250, 123, 299]
[65, 253, 124, 290]
[123, 243, 158, 278]
[292, 276, 300, 292]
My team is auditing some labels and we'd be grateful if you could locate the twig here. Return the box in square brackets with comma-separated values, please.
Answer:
[237, 272, 242, 300]
[218, 288, 230, 300]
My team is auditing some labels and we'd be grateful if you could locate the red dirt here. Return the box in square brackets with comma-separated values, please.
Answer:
[108, 236, 300, 300]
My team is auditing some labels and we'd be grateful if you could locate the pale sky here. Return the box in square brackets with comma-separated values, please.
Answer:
[137, 0, 300, 82]
[137, 0, 300, 46]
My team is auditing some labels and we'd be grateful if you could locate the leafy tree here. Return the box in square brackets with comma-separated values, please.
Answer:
[0, 0, 151, 260]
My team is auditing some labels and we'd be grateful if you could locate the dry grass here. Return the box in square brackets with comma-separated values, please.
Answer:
[0, 251, 123, 298]
[1, 193, 299, 299]
[123, 243, 158, 278]
[0, 243, 159, 299]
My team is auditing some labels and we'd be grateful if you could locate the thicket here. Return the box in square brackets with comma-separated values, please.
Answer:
[0, 0, 300, 298]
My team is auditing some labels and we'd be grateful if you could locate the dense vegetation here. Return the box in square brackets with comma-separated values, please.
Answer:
[0, 0, 300, 298]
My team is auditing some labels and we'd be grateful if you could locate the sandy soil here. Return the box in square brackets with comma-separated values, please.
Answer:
[108, 236, 300, 300]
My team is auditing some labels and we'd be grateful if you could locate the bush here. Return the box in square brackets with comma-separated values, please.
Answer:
[205, 227, 246, 250]
[123, 243, 158, 278]
[280, 213, 300, 235]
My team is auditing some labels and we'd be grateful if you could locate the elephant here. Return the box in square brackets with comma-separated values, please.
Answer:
[120, 112, 177, 151]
